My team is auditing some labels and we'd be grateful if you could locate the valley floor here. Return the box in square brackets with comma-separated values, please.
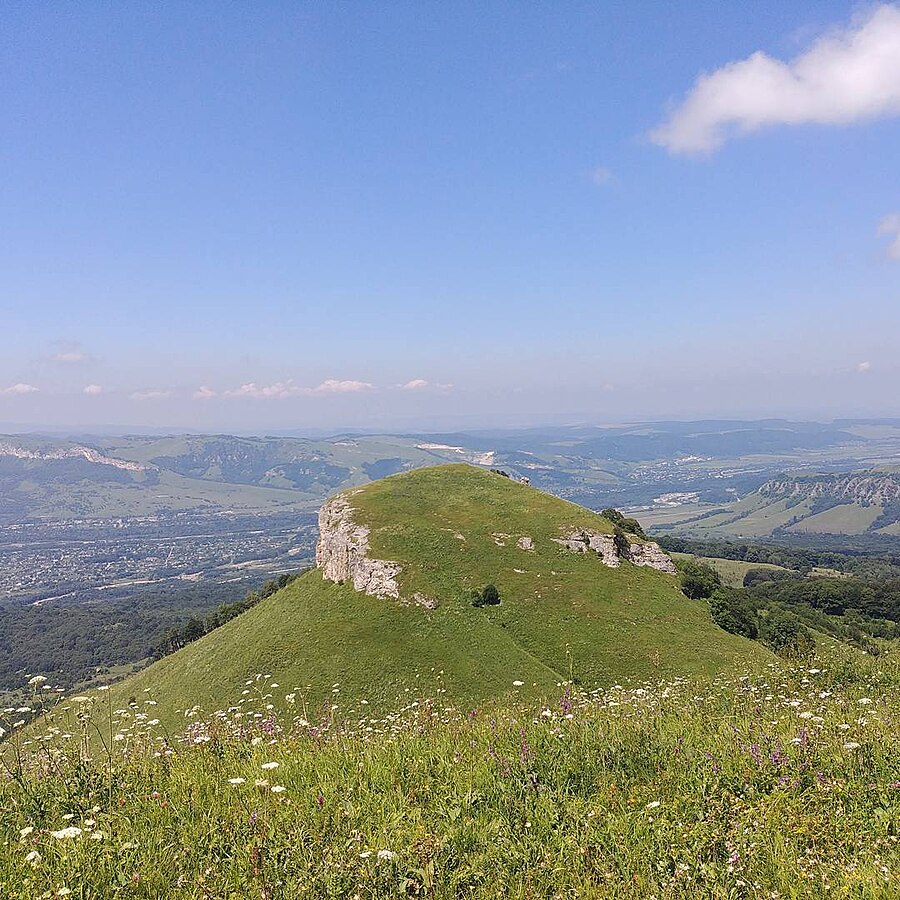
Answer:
[2, 647, 899, 898]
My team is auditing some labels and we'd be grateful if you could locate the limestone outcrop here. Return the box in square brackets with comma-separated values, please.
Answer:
[316, 494, 402, 599]
[553, 528, 675, 574]
[627, 540, 677, 574]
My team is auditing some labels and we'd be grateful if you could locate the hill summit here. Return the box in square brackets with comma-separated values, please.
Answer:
[98, 465, 766, 730]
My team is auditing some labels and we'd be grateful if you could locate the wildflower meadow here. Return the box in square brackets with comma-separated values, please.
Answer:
[2, 646, 898, 898]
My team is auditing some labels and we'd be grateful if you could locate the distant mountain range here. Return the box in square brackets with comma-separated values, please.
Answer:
[3, 418, 900, 523]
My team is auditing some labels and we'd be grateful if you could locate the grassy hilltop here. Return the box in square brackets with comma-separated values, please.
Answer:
[90, 465, 766, 730]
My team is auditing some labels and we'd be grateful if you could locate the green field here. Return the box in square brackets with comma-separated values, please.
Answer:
[671, 553, 789, 587]
[788, 503, 885, 535]
[72, 465, 767, 735]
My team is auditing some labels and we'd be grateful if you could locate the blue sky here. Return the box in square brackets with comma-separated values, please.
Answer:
[1, 1, 898, 431]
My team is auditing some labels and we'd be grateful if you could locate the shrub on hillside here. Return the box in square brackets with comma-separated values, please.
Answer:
[678, 559, 722, 599]
[601, 508, 647, 539]
[758, 608, 815, 658]
[709, 589, 758, 639]
[612, 526, 631, 558]
[472, 584, 501, 607]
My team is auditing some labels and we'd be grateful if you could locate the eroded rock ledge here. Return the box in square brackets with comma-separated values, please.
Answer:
[552, 529, 676, 575]
[316, 494, 402, 599]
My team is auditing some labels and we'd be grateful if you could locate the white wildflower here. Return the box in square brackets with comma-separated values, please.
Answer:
[50, 827, 82, 840]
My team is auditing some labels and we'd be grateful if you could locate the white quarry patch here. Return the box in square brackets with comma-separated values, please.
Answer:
[0, 440, 148, 472]
[413, 443, 495, 466]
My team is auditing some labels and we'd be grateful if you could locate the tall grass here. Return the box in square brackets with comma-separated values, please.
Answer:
[2, 646, 898, 898]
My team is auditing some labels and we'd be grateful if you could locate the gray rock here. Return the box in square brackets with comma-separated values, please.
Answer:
[588, 533, 620, 567]
[553, 527, 674, 574]
[316, 494, 402, 599]
[626, 540, 678, 575]
[517, 536, 535, 551]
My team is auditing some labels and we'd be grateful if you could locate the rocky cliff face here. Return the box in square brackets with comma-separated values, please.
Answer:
[759, 473, 900, 506]
[316, 494, 402, 599]
[553, 528, 676, 574]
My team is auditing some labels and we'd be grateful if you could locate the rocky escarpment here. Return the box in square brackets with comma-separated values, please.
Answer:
[553, 529, 676, 574]
[316, 494, 402, 600]
[759, 473, 900, 506]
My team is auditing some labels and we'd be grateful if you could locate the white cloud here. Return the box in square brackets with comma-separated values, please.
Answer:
[309, 379, 373, 394]
[130, 389, 173, 401]
[878, 212, 900, 259]
[224, 379, 374, 399]
[590, 166, 613, 186]
[53, 350, 88, 364]
[82, 384, 105, 396]
[399, 379, 452, 391]
[651, 5, 900, 154]
[224, 381, 303, 399]
[193, 386, 218, 400]
[1, 383, 39, 395]
[857, 361, 872, 373]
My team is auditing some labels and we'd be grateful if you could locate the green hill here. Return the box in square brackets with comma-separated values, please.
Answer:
[99, 465, 767, 731]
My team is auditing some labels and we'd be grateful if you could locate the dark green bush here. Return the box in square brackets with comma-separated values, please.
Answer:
[709, 589, 758, 639]
[678, 559, 722, 599]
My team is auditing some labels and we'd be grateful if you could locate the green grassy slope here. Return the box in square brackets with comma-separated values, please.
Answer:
[102, 465, 767, 731]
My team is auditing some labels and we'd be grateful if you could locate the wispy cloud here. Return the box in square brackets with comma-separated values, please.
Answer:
[130, 389, 173, 401]
[878, 212, 900, 260]
[651, 5, 900, 155]
[193, 386, 218, 400]
[590, 166, 613, 187]
[399, 379, 453, 391]
[225, 381, 302, 399]
[1, 383, 39, 396]
[51, 341, 92, 364]
[225, 379, 374, 399]
[857, 361, 872, 373]
[82, 384, 106, 396]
